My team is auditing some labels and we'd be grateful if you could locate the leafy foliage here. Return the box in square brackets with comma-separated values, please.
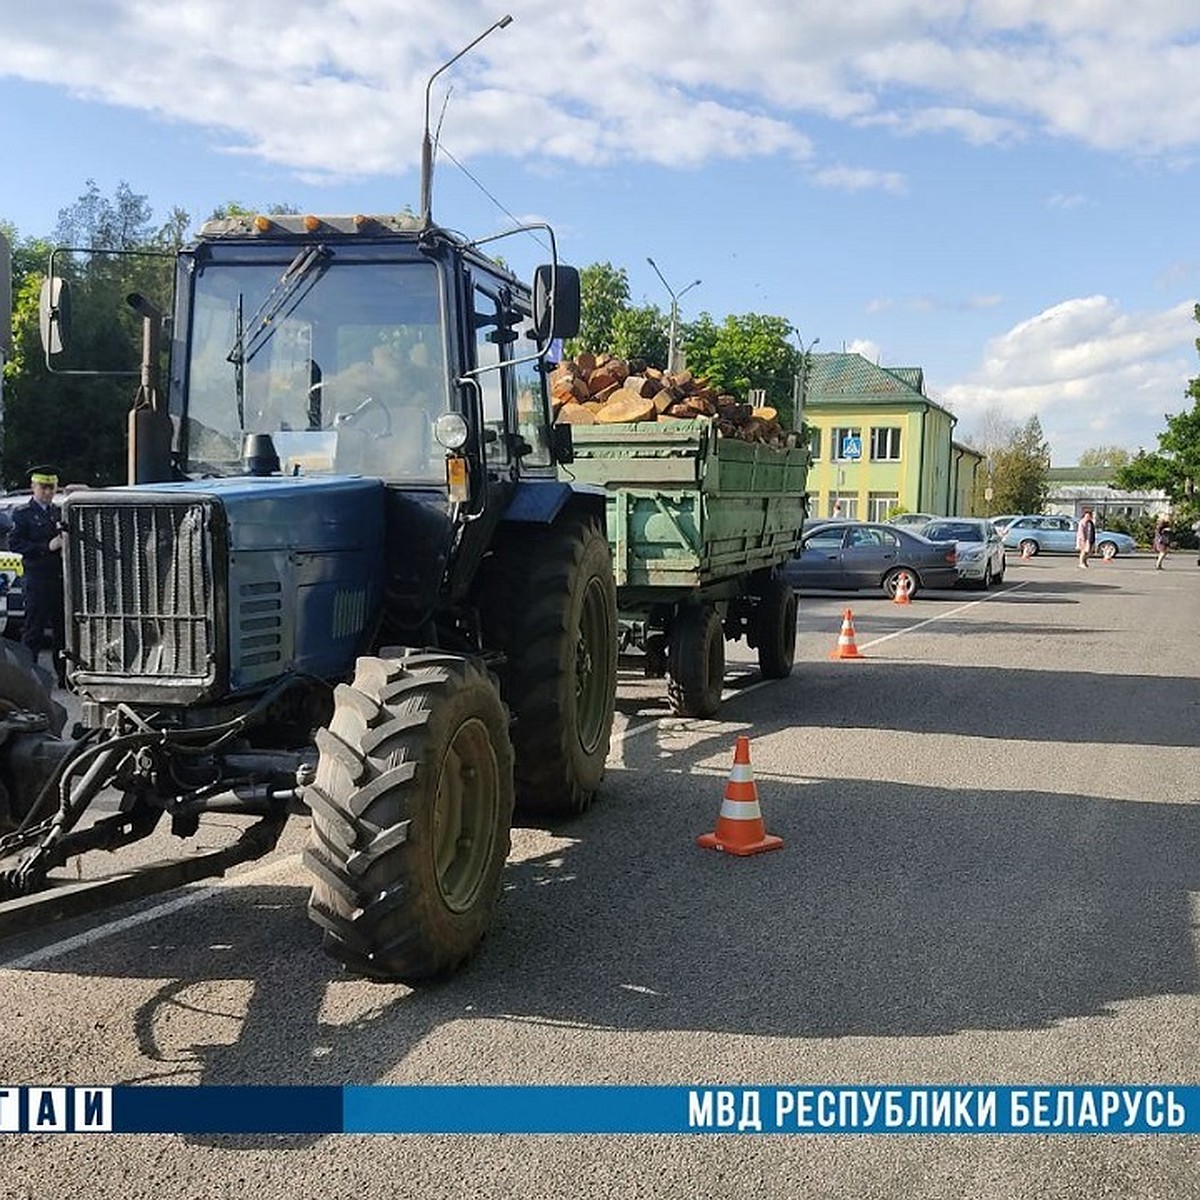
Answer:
[1076, 445, 1131, 469]
[3, 182, 179, 488]
[610, 304, 669, 366]
[568, 262, 631, 357]
[681, 312, 802, 427]
[1113, 304, 1200, 528]
[989, 415, 1051, 515]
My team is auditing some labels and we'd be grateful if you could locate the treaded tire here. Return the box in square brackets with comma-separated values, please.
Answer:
[883, 567, 920, 601]
[304, 651, 514, 983]
[0, 641, 66, 734]
[753, 578, 798, 679]
[667, 605, 725, 717]
[480, 515, 617, 818]
[0, 641, 66, 830]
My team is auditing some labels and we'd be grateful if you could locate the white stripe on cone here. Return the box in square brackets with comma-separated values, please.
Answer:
[718, 798, 764, 821]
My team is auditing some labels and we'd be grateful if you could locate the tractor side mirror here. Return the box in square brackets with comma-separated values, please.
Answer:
[39, 276, 73, 356]
[551, 420, 575, 465]
[533, 264, 580, 342]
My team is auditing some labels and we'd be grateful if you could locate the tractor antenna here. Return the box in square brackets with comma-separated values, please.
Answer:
[420, 14, 513, 228]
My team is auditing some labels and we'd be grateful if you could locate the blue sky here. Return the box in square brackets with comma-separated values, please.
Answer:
[2, 0, 1198, 465]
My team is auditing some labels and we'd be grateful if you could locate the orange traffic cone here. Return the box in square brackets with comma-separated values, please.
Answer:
[697, 736, 783, 856]
[829, 608, 864, 659]
[892, 573, 912, 605]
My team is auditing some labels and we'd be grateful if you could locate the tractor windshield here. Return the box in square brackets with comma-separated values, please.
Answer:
[181, 257, 451, 483]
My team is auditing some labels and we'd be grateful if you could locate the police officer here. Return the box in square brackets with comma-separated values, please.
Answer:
[9, 466, 66, 687]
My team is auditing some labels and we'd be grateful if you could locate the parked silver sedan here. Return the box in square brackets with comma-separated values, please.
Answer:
[922, 518, 1007, 588]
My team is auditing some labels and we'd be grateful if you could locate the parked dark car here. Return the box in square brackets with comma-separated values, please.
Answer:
[782, 521, 959, 599]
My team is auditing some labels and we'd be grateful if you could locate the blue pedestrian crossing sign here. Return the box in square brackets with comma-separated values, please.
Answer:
[841, 435, 862, 460]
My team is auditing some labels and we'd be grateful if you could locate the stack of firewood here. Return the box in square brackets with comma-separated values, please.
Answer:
[549, 353, 792, 447]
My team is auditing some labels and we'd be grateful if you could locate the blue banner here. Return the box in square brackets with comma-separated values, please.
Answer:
[3, 1085, 1199, 1135]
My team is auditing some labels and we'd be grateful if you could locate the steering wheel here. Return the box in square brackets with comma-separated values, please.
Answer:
[334, 394, 392, 437]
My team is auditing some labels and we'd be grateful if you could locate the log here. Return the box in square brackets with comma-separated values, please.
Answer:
[556, 403, 596, 424]
[595, 390, 656, 423]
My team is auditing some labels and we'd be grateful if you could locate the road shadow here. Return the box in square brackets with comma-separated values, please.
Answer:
[15, 767, 1200, 1094]
[620, 658, 1196, 750]
[8, 653, 1199, 1145]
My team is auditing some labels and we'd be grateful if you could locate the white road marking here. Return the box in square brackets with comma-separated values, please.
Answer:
[1, 854, 301, 970]
[7, 584, 1029, 967]
[858, 580, 1030, 649]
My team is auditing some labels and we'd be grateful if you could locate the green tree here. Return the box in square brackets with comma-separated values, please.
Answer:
[569, 262, 630, 356]
[3, 182, 178, 488]
[989, 415, 1051, 514]
[681, 312, 801, 427]
[207, 200, 302, 221]
[1114, 304, 1200, 527]
[610, 304, 669, 367]
[1077, 445, 1131, 469]
[54, 179, 154, 250]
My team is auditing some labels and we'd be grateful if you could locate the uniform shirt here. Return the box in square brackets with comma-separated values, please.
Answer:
[10, 500, 62, 577]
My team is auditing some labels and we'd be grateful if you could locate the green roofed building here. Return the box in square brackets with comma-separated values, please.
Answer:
[799, 352, 982, 521]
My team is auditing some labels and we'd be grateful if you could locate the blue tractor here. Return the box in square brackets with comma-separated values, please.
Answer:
[0, 210, 618, 982]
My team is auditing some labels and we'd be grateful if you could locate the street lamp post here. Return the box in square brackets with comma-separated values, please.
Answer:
[793, 332, 820, 424]
[646, 257, 700, 372]
[420, 14, 513, 227]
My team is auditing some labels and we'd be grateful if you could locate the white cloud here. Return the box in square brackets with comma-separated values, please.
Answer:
[846, 338, 884, 363]
[814, 165, 907, 194]
[942, 297, 1196, 463]
[1046, 193, 1087, 210]
[1, 0, 1199, 184]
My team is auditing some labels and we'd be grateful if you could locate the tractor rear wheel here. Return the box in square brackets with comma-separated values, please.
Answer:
[304, 652, 513, 983]
[480, 514, 617, 819]
[0, 642, 67, 832]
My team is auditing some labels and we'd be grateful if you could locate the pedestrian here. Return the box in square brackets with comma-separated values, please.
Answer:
[9, 466, 67, 687]
[1153, 515, 1172, 570]
[1076, 507, 1096, 569]
[1192, 517, 1200, 567]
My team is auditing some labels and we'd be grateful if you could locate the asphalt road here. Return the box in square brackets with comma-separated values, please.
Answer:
[1, 552, 1198, 1198]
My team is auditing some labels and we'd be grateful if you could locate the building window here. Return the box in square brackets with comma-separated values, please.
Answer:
[870, 426, 902, 460]
[832, 426, 862, 461]
[829, 492, 858, 519]
[807, 428, 821, 460]
[868, 491, 899, 522]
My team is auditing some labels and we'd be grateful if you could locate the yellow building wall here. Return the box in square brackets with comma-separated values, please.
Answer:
[805, 404, 959, 519]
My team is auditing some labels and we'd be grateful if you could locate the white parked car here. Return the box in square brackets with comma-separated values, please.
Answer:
[921, 518, 1007, 588]
[887, 512, 939, 530]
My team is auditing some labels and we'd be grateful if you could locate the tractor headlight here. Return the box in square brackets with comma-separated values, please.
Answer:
[434, 411, 469, 451]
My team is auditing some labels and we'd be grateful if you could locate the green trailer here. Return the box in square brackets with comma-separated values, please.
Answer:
[563, 419, 810, 717]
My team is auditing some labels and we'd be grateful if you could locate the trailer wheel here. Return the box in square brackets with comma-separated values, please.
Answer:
[754, 579, 798, 679]
[304, 652, 514, 983]
[480, 514, 617, 818]
[667, 604, 725, 717]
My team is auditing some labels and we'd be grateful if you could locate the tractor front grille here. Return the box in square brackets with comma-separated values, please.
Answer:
[67, 499, 218, 683]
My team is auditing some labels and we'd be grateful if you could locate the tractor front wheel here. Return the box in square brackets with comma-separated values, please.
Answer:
[305, 652, 513, 983]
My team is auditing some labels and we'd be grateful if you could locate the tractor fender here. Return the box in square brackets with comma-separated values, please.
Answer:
[500, 480, 605, 525]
